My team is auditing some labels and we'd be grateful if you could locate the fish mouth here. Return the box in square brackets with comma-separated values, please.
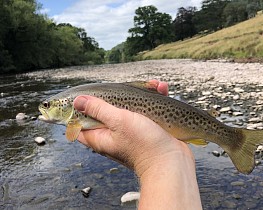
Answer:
[38, 109, 52, 123]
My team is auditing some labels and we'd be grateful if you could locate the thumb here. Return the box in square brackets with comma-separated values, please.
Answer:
[73, 95, 123, 130]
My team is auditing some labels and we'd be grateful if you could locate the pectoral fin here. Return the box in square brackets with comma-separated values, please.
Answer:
[186, 139, 208, 146]
[66, 120, 82, 142]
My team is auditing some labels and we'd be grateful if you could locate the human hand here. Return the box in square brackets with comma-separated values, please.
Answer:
[73, 80, 201, 209]
[73, 80, 193, 177]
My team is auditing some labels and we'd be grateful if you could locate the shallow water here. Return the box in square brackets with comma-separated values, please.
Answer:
[0, 73, 262, 210]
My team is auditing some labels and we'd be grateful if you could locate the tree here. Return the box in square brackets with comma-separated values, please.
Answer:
[126, 5, 173, 57]
[173, 7, 197, 41]
[223, 1, 247, 27]
[193, 0, 230, 33]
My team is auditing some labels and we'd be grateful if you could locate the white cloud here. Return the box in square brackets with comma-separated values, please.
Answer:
[53, 0, 202, 50]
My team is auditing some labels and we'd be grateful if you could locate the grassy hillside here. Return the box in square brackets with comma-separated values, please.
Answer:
[139, 13, 263, 61]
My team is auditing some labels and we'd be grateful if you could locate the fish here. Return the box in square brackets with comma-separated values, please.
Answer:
[38, 81, 263, 175]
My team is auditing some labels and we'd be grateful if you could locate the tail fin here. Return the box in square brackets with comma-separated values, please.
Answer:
[227, 129, 263, 174]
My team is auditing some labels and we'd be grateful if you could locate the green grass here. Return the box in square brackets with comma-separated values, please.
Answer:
[139, 13, 263, 61]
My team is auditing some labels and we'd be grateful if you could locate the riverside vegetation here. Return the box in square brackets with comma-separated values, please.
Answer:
[1, 0, 263, 74]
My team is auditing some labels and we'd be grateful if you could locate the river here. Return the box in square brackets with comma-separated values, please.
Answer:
[1, 60, 263, 209]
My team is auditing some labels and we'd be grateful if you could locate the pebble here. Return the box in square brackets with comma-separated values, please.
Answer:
[202, 91, 211, 96]
[81, 187, 91, 197]
[247, 123, 263, 129]
[255, 160, 261, 166]
[234, 87, 244, 93]
[73, 163, 83, 168]
[212, 151, 220, 157]
[121, 192, 140, 204]
[232, 111, 243, 116]
[1, 92, 4, 97]
[16, 113, 27, 120]
[233, 94, 240, 100]
[231, 181, 245, 187]
[248, 117, 262, 123]
[109, 167, 119, 174]
[34, 137, 46, 145]
[219, 107, 231, 112]
[256, 145, 263, 151]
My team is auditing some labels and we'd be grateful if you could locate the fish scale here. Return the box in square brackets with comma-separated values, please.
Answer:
[39, 81, 263, 174]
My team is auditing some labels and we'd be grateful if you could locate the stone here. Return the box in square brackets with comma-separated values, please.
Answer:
[34, 137, 46, 145]
[233, 95, 240, 100]
[74, 163, 83, 168]
[234, 87, 244, 93]
[16, 113, 27, 120]
[256, 160, 261, 166]
[248, 117, 262, 123]
[256, 145, 263, 151]
[121, 192, 140, 204]
[202, 91, 211, 96]
[212, 151, 220, 157]
[81, 187, 91, 197]
[1, 92, 4, 97]
[109, 167, 119, 174]
[230, 181, 245, 186]
[247, 123, 263, 130]
[232, 112, 243, 116]
[219, 107, 231, 112]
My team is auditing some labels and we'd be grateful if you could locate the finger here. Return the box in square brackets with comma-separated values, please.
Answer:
[73, 95, 123, 130]
[77, 128, 112, 154]
[148, 79, 168, 96]
[157, 82, 168, 96]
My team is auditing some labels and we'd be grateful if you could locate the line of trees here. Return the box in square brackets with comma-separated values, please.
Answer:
[107, 0, 263, 63]
[0, 0, 104, 74]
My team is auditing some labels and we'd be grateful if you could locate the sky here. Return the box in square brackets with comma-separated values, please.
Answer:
[38, 0, 202, 50]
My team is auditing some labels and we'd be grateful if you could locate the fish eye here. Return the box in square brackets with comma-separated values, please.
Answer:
[43, 101, 50, 109]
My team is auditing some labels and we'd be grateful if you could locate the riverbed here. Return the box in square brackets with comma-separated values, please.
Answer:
[1, 59, 263, 209]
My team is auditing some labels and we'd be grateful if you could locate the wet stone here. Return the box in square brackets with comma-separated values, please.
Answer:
[212, 151, 220, 157]
[219, 107, 231, 112]
[16, 113, 27, 120]
[121, 192, 140, 204]
[232, 111, 243, 116]
[34, 137, 46, 145]
[230, 181, 245, 187]
[81, 187, 92, 198]
[109, 167, 119, 174]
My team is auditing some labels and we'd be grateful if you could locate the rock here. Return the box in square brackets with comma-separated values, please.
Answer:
[16, 113, 27, 120]
[31, 116, 37, 121]
[248, 117, 262, 123]
[233, 95, 240, 100]
[255, 160, 261, 166]
[34, 137, 46, 145]
[109, 167, 119, 174]
[219, 107, 231, 113]
[230, 181, 245, 187]
[247, 122, 263, 130]
[234, 87, 244, 93]
[74, 163, 83, 168]
[232, 112, 243, 116]
[256, 145, 263, 152]
[212, 105, 221, 109]
[212, 151, 220, 157]
[202, 91, 211, 96]
[121, 192, 140, 204]
[81, 187, 91, 197]
[1, 92, 4, 97]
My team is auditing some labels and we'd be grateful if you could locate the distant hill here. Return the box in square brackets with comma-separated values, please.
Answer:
[139, 12, 263, 62]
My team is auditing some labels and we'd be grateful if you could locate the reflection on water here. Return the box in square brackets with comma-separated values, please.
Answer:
[0, 74, 262, 209]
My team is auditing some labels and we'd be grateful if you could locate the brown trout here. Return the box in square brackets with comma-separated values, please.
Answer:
[38, 81, 263, 174]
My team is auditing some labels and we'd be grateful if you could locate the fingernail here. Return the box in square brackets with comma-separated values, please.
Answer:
[74, 96, 88, 111]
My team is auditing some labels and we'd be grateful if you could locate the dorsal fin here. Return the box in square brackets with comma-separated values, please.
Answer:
[125, 81, 162, 94]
